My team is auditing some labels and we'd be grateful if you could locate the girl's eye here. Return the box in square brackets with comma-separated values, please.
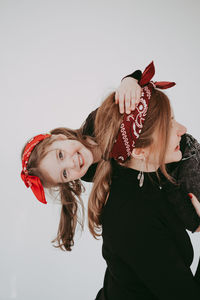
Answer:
[59, 151, 63, 159]
[63, 170, 67, 179]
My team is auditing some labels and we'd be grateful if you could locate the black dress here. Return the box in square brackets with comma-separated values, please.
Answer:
[95, 161, 200, 299]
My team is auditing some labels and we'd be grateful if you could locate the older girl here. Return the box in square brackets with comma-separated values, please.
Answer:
[88, 62, 200, 299]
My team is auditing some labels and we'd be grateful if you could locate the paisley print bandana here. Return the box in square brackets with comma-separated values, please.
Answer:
[110, 61, 176, 162]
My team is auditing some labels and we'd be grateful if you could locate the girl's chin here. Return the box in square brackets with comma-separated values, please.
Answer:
[83, 155, 93, 172]
[166, 151, 182, 164]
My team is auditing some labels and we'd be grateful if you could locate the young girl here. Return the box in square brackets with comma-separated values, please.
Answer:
[88, 62, 200, 299]
[20, 63, 200, 253]
[20, 71, 142, 250]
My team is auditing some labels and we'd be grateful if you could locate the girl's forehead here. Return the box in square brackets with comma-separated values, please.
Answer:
[44, 140, 65, 156]
[51, 139, 63, 147]
[47, 138, 77, 154]
[49, 137, 68, 149]
[39, 150, 60, 185]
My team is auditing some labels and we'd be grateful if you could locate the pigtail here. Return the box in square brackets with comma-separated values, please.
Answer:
[88, 92, 122, 238]
[52, 179, 85, 251]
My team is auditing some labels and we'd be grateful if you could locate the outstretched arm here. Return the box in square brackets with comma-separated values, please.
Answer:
[82, 68, 143, 137]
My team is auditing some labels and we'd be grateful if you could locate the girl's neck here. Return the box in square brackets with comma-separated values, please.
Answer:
[125, 157, 159, 173]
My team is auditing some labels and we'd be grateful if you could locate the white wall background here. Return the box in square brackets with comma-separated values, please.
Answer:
[0, 0, 200, 299]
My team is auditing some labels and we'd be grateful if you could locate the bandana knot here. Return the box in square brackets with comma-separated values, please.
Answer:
[21, 133, 51, 204]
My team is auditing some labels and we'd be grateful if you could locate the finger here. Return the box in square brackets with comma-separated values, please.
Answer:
[115, 90, 119, 104]
[136, 88, 142, 103]
[188, 193, 193, 199]
[130, 94, 136, 111]
[125, 92, 131, 114]
[135, 92, 141, 108]
[118, 93, 125, 114]
[188, 193, 199, 204]
[188, 193, 200, 218]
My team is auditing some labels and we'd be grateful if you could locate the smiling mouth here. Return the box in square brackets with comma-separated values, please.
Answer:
[78, 152, 84, 168]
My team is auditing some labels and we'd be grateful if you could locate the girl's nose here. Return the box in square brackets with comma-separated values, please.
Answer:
[64, 154, 76, 170]
[178, 123, 187, 136]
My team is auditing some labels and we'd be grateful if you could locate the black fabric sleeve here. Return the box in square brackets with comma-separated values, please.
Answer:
[80, 108, 98, 182]
[117, 212, 200, 299]
[167, 133, 200, 201]
[164, 133, 200, 232]
[81, 108, 98, 138]
[162, 180, 200, 232]
[81, 162, 98, 182]
[121, 69, 142, 82]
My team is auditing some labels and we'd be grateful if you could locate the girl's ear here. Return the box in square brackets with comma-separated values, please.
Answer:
[131, 148, 147, 160]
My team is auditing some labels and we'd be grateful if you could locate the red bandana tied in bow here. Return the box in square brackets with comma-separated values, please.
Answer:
[110, 61, 176, 162]
[21, 134, 51, 204]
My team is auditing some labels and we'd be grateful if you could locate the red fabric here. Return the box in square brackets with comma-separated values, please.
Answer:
[21, 134, 51, 204]
[139, 61, 155, 86]
[153, 81, 176, 89]
[110, 61, 176, 162]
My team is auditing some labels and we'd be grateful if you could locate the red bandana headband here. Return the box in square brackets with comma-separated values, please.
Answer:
[21, 134, 51, 204]
[110, 61, 176, 162]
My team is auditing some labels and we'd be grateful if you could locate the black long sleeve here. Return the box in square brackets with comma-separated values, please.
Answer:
[122, 69, 142, 82]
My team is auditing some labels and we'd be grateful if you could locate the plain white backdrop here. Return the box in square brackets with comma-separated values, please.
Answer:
[0, 0, 200, 299]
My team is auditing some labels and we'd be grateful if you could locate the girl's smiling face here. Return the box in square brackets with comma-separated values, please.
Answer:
[39, 134, 94, 185]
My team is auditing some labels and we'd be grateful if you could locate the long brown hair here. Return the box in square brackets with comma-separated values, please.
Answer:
[21, 127, 96, 251]
[88, 89, 175, 238]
